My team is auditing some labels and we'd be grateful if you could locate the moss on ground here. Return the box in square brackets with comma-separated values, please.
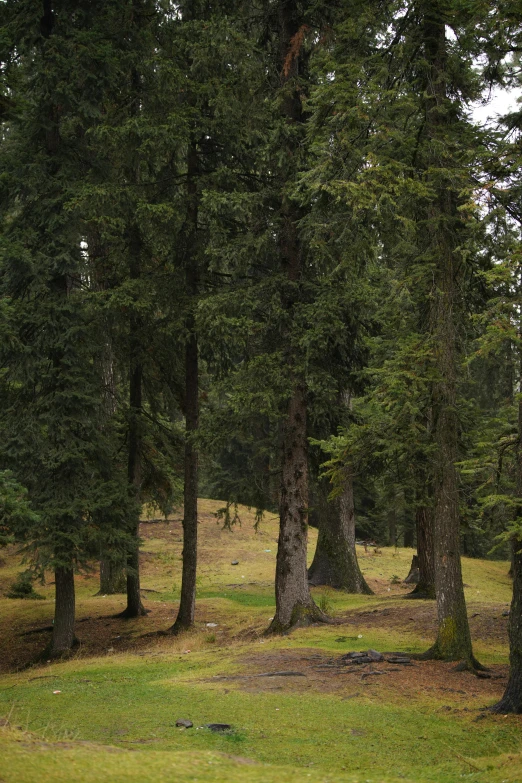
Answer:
[0, 499, 520, 782]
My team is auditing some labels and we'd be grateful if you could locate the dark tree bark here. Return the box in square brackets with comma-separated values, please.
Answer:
[404, 555, 420, 584]
[490, 537, 522, 712]
[266, 0, 326, 634]
[388, 507, 397, 547]
[49, 567, 76, 658]
[169, 133, 200, 634]
[87, 227, 126, 597]
[98, 558, 126, 595]
[267, 386, 326, 633]
[418, 4, 479, 668]
[491, 387, 522, 710]
[406, 505, 435, 598]
[308, 475, 372, 594]
[119, 228, 147, 618]
[403, 524, 415, 548]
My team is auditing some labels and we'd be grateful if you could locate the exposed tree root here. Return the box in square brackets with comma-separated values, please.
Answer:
[264, 602, 331, 636]
[113, 605, 149, 619]
[415, 644, 488, 674]
[488, 695, 522, 714]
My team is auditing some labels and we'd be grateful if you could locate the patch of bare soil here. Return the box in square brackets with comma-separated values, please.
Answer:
[227, 647, 512, 713]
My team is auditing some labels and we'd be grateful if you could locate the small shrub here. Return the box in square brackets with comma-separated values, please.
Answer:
[6, 570, 44, 600]
[390, 574, 401, 585]
[205, 633, 216, 643]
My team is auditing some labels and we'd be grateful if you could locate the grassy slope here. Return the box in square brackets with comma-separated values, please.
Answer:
[0, 499, 520, 783]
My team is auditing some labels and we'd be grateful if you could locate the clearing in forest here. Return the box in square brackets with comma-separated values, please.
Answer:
[0, 499, 520, 783]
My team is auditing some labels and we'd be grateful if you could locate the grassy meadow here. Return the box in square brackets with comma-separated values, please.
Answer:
[0, 499, 521, 783]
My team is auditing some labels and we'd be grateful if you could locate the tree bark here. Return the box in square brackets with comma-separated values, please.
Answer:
[98, 558, 126, 595]
[267, 385, 326, 632]
[266, 0, 326, 634]
[419, 4, 478, 667]
[406, 505, 435, 598]
[388, 507, 397, 547]
[49, 567, 76, 658]
[308, 475, 372, 594]
[169, 130, 200, 634]
[119, 227, 147, 618]
[490, 380, 522, 710]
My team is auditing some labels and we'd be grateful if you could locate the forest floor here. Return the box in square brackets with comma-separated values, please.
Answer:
[0, 499, 521, 783]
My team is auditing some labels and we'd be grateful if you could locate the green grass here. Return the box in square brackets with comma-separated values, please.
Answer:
[0, 499, 520, 783]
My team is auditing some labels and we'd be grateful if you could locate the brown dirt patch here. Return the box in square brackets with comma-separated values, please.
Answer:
[227, 647, 511, 711]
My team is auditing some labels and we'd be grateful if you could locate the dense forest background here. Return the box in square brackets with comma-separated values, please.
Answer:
[1, 0, 522, 705]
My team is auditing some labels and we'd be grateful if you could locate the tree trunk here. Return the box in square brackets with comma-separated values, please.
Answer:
[169, 130, 200, 634]
[308, 475, 372, 594]
[266, 0, 326, 634]
[420, 5, 478, 668]
[388, 507, 397, 547]
[98, 558, 126, 595]
[49, 567, 76, 658]
[267, 385, 326, 633]
[119, 227, 147, 618]
[490, 537, 522, 712]
[491, 381, 522, 710]
[406, 505, 435, 598]
[170, 330, 199, 633]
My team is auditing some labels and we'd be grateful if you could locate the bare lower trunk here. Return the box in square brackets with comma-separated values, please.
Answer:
[49, 567, 76, 657]
[407, 506, 435, 599]
[388, 507, 397, 547]
[120, 229, 146, 619]
[491, 392, 522, 710]
[98, 557, 126, 595]
[267, 386, 326, 633]
[491, 538, 522, 712]
[308, 475, 372, 594]
[170, 331, 199, 633]
[418, 4, 477, 668]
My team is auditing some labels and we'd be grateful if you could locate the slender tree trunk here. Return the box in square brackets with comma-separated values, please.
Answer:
[420, 4, 478, 668]
[119, 228, 147, 618]
[308, 475, 372, 594]
[266, 0, 326, 634]
[388, 507, 397, 547]
[49, 567, 76, 658]
[87, 227, 126, 596]
[407, 505, 435, 598]
[170, 329, 199, 633]
[169, 134, 200, 634]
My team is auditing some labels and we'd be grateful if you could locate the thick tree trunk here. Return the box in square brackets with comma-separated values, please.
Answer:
[406, 505, 435, 598]
[98, 558, 126, 595]
[267, 386, 326, 633]
[266, 0, 326, 634]
[415, 3, 479, 669]
[308, 475, 372, 594]
[49, 567, 76, 658]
